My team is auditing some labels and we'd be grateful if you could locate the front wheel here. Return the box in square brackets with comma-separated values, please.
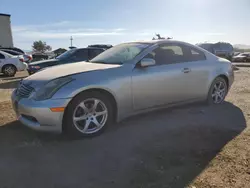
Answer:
[64, 91, 114, 137]
[207, 77, 228, 104]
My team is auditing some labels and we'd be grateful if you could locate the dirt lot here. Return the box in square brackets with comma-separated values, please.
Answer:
[0, 71, 28, 102]
[0, 68, 249, 188]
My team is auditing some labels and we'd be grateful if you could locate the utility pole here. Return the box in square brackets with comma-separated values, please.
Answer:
[70, 36, 73, 47]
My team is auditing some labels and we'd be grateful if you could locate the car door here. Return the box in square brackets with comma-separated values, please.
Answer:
[180, 45, 211, 101]
[131, 44, 190, 110]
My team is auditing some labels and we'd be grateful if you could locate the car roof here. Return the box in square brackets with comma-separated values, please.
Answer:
[124, 39, 194, 46]
[75, 47, 105, 50]
[123, 39, 205, 51]
[86, 47, 105, 49]
[0, 47, 24, 54]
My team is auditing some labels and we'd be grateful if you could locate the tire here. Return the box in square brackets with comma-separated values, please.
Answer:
[207, 77, 228, 105]
[63, 91, 114, 137]
[2, 65, 17, 77]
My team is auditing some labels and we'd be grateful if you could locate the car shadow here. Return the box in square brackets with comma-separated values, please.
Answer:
[0, 102, 246, 188]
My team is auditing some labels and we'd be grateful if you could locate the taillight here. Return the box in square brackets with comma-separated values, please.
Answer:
[19, 58, 24, 62]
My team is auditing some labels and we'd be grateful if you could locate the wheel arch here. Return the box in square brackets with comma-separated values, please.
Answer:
[217, 74, 229, 88]
[62, 87, 118, 131]
[1, 64, 17, 73]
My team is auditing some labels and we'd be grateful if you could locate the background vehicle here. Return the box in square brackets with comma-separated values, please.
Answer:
[12, 40, 234, 137]
[0, 50, 27, 76]
[0, 49, 33, 63]
[197, 42, 234, 60]
[232, 52, 250, 62]
[31, 52, 49, 62]
[27, 47, 106, 75]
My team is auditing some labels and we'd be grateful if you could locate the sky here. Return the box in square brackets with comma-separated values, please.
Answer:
[1, 0, 250, 50]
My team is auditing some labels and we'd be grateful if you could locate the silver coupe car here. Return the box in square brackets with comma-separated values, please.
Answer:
[11, 39, 234, 136]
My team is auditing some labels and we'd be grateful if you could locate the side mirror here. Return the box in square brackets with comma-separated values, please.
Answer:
[140, 58, 156, 67]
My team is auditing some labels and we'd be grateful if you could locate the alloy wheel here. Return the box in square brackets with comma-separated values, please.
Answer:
[5, 66, 15, 76]
[211, 81, 226, 104]
[73, 98, 108, 134]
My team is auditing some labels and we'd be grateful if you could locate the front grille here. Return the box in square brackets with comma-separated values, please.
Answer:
[16, 84, 34, 98]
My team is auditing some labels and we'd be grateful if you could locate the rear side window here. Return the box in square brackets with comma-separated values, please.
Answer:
[161, 45, 183, 55]
[188, 48, 206, 61]
[73, 49, 88, 61]
[0, 53, 5, 59]
[88, 49, 104, 60]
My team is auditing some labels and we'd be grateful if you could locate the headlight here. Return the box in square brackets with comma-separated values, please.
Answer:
[33, 77, 74, 101]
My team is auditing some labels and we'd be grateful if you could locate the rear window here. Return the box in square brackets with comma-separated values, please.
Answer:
[0, 51, 13, 58]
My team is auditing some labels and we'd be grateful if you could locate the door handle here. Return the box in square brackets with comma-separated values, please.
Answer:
[182, 68, 191, 73]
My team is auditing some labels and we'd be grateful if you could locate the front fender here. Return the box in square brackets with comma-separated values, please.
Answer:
[51, 72, 133, 122]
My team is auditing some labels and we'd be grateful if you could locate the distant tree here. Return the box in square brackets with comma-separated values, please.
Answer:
[32, 40, 52, 53]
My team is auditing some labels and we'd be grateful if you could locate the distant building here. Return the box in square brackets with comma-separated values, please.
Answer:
[0, 13, 13, 48]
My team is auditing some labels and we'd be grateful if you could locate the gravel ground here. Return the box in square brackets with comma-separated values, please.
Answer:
[0, 68, 249, 188]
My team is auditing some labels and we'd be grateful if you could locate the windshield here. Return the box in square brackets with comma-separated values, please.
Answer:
[90, 43, 150, 64]
[56, 49, 75, 60]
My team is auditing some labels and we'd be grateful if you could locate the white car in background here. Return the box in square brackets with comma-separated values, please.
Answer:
[0, 50, 28, 77]
[0, 49, 33, 63]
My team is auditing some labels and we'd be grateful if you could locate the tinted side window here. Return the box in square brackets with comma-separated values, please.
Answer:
[144, 44, 185, 65]
[0, 54, 5, 59]
[73, 49, 88, 61]
[88, 49, 103, 60]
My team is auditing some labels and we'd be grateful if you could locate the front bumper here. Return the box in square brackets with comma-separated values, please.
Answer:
[11, 90, 71, 133]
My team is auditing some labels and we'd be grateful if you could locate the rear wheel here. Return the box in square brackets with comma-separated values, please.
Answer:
[207, 77, 228, 104]
[2, 65, 17, 77]
[64, 91, 114, 137]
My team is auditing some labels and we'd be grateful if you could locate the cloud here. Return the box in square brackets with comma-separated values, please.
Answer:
[16, 30, 125, 40]
[13, 21, 126, 40]
[12, 21, 168, 49]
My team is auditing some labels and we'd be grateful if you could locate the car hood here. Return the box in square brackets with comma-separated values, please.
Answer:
[23, 61, 121, 88]
[29, 59, 59, 66]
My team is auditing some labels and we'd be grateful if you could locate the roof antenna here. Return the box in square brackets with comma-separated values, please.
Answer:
[152, 33, 172, 40]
